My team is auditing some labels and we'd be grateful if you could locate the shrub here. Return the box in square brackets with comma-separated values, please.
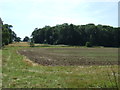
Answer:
[85, 42, 92, 47]
[30, 42, 34, 47]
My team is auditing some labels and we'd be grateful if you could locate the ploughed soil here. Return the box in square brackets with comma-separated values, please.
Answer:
[18, 48, 118, 66]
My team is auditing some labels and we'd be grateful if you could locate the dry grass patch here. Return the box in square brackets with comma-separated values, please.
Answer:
[8, 42, 30, 47]
[23, 57, 39, 66]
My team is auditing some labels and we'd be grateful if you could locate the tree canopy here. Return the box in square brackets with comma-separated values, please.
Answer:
[31, 23, 120, 47]
[2, 23, 19, 46]
[23, 36, 29, 42]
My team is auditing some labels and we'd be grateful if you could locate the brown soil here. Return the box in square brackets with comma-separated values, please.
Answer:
[18, 48, 118, 66]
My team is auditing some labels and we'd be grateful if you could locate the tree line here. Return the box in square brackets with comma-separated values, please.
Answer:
[31, 23, 120, 47]
[2, 24, 21, 46]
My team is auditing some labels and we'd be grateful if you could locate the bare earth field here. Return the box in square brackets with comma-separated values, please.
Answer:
[18, 47, 118, 66]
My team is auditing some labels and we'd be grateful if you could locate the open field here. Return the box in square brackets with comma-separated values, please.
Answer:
[19, 47, 118, 66]
[2, 43, 119, 88]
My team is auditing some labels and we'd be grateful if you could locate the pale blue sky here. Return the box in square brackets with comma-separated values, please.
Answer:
[0, 0, 119, 39]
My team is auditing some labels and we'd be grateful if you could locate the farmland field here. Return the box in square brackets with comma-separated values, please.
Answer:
[2, 43, 119, 88]
[19, 47, 118, 66]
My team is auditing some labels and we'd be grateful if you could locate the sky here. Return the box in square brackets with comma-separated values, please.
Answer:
[0, 0, 119, 39]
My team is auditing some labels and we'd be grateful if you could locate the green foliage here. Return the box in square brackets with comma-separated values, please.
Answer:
[86, 42, 92, 47]
[23, 36, 29, 42]
[2, 23, 18, 46]
[14, 37, 21, 42]
[31, 23, 120, 47]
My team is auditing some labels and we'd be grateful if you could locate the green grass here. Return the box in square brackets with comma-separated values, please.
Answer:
[2, 46, 119, 88]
